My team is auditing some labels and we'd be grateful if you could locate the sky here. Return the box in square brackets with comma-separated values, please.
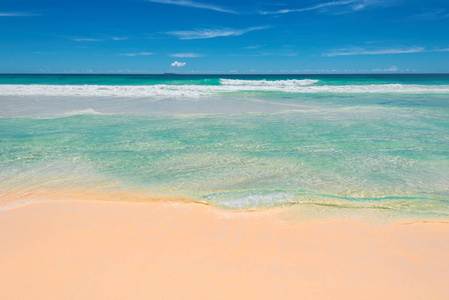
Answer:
[0, 0, 448, 73]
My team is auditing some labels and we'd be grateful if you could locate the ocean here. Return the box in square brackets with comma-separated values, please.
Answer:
[1, 74, 448, 219]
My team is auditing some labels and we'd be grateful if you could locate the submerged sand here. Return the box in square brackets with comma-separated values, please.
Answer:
[1, 200, 448, 299]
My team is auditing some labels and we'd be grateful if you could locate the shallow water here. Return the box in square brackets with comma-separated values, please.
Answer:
[0, 74, 448, 219]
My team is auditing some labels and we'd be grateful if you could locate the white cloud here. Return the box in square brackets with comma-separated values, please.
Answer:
[0, 12, 37, 17]
[386, 65, 398, 72]
[373, 66, 399, 72]
[112, 37, 128, 41]
[146, 0, 237, 14]
[74, 38, 103, 42]
[167, 26, 269, 40]
[171, 61, 186, 67]
[170, 53, 202, 57]
[123, 52, 154, 56]
[323, 46, 425, 56]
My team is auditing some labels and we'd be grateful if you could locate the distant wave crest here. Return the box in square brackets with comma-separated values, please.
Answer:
[219, 78, 319, 86]
[63, 108, 102, 116]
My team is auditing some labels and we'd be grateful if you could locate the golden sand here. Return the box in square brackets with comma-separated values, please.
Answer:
[1, 200, 448, 299]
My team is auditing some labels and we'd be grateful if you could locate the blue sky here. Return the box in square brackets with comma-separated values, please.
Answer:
[1, 0, 448, 73]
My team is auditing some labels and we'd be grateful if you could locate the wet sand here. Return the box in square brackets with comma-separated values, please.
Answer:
[1, 200, 448, 299]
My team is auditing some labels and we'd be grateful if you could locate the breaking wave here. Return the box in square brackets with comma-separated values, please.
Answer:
[219, 78, 319, 86]
[1, 82, 449, 98]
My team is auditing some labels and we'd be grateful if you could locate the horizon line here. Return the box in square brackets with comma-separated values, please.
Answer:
[1, 72, 449, 76]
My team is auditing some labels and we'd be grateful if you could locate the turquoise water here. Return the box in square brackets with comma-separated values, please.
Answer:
[0, 74, 448, 218]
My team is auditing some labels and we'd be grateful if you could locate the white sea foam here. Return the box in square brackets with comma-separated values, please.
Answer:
[220, 78, 319, 86]
[63, 108, 102, 116]
[1, 82, 449, 98]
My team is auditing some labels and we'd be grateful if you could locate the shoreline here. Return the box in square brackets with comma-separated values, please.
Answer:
[2, 186, 447, 223]
[1, 199, 448, 299]
[2, 196, 448, 225]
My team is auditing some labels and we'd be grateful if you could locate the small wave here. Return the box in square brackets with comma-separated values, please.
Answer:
[203, 191, 296, 210]
[220, 78, 319, 86]
[201, 190, 449, 215]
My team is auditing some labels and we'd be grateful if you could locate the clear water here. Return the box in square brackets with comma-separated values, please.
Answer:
[0, 74, 448, 219]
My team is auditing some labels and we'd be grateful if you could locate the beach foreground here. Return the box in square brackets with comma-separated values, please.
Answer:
[1, 200, 448, 300]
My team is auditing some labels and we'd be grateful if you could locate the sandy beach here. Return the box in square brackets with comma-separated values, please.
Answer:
[1, 200, 448, 300]
[2, 0, 449, 297]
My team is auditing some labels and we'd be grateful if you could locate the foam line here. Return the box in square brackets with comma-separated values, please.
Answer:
[1, 82, 449, 98]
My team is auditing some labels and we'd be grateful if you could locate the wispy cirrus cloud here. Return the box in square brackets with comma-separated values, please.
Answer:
[244, 45, 261, 49]
[411, 9, 449, 21]
[227, 51, 298, 57]
[167, 26, 269, 40]
[170, 53, 202, 57]
[146, 0, 237, 14]
[324, 46, 449, 57]
[432, 48, 449, 52]
[74, 38, 103, 42]
[323, 46, 425, 56]
[0, 12, 38, 17]
[122, 52, 154, 56]
[260, 0, 356, 15]
[74, 37, 128, 42]
[260, 0, 390, 15]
